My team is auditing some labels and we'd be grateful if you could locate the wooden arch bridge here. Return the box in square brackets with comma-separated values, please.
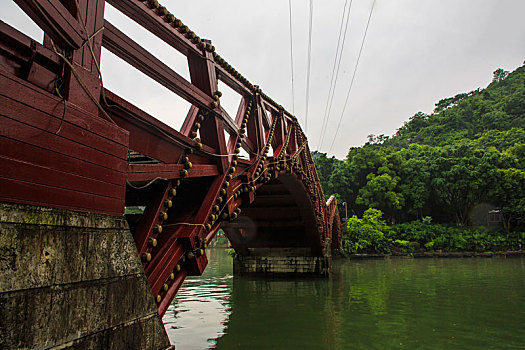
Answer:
[0, 0, 342, 329]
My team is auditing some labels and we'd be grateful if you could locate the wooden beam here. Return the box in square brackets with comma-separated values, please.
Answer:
[215, 65, 251, 96]
[128, 164, 219, 182]
[102, 20, 214, 110]
[13, 0, 84, 49]
[106, 0, 202, 57]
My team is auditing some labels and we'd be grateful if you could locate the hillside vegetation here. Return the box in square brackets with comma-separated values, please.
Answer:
[315, 64, 525, 254]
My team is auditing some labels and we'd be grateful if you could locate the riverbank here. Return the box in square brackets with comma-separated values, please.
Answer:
[348, 250, 525, 259]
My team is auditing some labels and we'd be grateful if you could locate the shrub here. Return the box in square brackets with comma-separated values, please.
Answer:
[344, 208, 393, 254]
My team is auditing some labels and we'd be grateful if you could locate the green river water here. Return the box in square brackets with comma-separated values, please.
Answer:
[163, 249, 525, 349]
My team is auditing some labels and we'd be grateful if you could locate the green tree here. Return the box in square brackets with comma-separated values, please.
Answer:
[491, 168, 525, 232]
[356, 173, 404, 222]
[492, 68, 509, 82]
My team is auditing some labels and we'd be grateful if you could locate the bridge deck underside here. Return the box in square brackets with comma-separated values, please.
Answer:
[223, 177, 321, 255]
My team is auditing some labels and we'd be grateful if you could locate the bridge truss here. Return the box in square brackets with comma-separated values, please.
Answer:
[0, 0, 342, 317]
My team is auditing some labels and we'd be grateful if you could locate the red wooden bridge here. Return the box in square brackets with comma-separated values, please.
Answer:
[0, 0, 342, 319]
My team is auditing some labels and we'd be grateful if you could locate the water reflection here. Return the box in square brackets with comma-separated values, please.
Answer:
[163, 249, 233, 350]
[165, 251, 525, 349]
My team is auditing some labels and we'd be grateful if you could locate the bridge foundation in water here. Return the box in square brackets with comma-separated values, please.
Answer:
[233, 248, 331, 277]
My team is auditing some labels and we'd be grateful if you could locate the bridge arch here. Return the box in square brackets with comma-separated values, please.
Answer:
[223, 173, 323, 256]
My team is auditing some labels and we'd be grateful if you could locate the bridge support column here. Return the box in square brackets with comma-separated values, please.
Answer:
[233, 248, 331, 277]
[0, 203, 171, 349]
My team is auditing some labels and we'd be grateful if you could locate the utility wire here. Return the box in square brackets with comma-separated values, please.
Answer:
[304, 0, 314, 133]
[328, 0, 375, 154]
[317, 0, 353, 150]
[288, 0, 295, 115]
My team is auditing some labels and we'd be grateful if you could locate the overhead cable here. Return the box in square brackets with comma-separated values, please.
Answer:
[304, 0, 314, 133]
[288, 0, 295, 114]
[328, 0, 376, 154]
[317, 0, 353, 150]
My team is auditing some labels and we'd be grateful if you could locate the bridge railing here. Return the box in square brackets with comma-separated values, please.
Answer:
[3, 0, 341, 316]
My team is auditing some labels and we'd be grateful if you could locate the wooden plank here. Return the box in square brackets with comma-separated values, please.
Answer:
[13, 0, 85, 49]
[0, 95, 128, 159]
[186, 48, 228, 171]
[147, 241, 184, 295]
[106, 0, 202, 57]
[102, 89, 216, 163]
[128, 164, 219, 182]
[215, 65, 251, 96]
[0, 19, 61, 69]
[179, 105, 199, 136]
[218, 105, 239, 137]
[158, 269, 188, 318]
[0, 177, 123, 215]
[134, 181, 170, 256]
[0, 71, 129, 146]
[188, 49, 217, 96]
[102, 21, 214, 111]
[0, 115, 127, 173]
[0, 155, 124, 199]
[59, 0, 105, 113]
[0, 136, 124, 186]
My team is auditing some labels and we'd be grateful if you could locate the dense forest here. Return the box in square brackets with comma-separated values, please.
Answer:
[314, 64, 525, 254]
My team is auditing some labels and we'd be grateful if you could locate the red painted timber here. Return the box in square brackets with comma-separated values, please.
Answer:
[103, 89, 214, 164]
[0, 20, 61, 75]
[148, 242, 185, 296]
[215, 65, 251, 97]
[0, 96, 128, 160]
[158, 269, 188, 318]
[13, 0, 85, 49]
[127, 164, 219, 182]
[0, 71, 128, 146]
[102, 21, 214, 111]
[0, 155, 124, 199]
[0, 177, 123, 215]
[106, 0, 202, 57]
[0, 137, 123, 186]
[134, 181, 171, 257]
[0, 115, 127, 174]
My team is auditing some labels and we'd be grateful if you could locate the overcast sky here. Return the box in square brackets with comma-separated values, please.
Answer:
[2, 0, 524, 158]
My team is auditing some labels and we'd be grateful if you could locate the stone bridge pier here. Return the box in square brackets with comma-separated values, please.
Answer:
[233, 248, 331, 276]
[223, 174, 339, 277]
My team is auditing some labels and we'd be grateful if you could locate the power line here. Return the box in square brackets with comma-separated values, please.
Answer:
[317, 0, 353, 151]
[304, 0, 313, 133]
[288, 0, 295, 115]
[328, 0, 376, 154]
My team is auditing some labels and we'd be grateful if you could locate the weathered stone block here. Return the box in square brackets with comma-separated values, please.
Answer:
[0, 203, 171, 349]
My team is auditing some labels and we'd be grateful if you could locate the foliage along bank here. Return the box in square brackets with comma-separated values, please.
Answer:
[314, 64, 525, 254]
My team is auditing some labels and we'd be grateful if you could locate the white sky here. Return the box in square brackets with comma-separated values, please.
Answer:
[2, 0, 524, 158]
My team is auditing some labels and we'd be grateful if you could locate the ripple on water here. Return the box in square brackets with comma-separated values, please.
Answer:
[164, 252, 525, 350]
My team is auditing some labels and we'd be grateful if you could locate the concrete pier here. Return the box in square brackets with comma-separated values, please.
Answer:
[0, 203, 171, 349]
[233, 248, 331, 277]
